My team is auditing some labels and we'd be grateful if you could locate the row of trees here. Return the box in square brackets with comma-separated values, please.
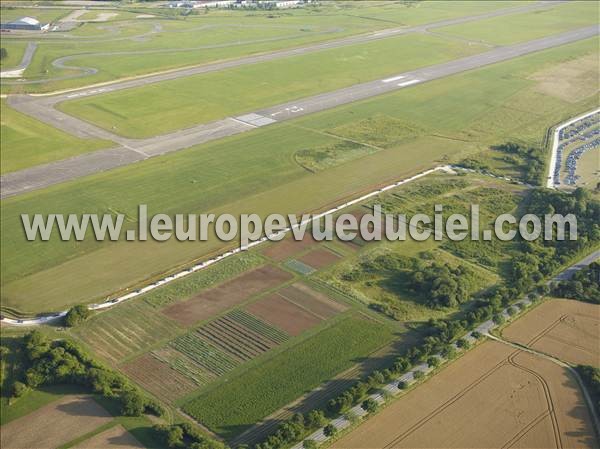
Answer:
[11, 331, 162, 418]
[575, 365, 600, 416]
[153, 422, 226, 449]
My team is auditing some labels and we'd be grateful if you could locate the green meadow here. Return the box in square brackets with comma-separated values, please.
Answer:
[58, 32, 487, 138]
[0, 100, 112, 174]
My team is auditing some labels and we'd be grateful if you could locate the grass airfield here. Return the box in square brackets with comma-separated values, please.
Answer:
[0, 1, 599, 448]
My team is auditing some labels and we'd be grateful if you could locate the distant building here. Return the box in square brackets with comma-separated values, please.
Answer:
[1, 17, 50, 31]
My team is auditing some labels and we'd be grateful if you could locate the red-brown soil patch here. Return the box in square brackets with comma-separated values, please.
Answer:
[278, 283, 347, 319]
[161, 265, 292, 326]
[246, 293, 322, 336]
[297, 248, 341, 269]
[261, 234, 317, 261]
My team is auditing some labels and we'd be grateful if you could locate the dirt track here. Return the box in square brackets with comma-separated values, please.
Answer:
[503, 298, 600, 366]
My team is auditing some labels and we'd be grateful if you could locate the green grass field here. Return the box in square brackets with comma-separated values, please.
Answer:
[437, 1, 598, 45]
[0, 1, 530, 93]
[1, 37, 598, 314]
[58, 32, 487, 138]
[0, 100, 112, 174]
[181, 314, 393, 439]
[0, 41, 27, 69]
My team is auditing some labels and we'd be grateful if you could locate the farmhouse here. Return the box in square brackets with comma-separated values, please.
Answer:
[0, 17, 49, 31]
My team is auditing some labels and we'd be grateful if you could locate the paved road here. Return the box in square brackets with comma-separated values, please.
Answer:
[554, 249, 600, 281]
[2, 24, 597, 199]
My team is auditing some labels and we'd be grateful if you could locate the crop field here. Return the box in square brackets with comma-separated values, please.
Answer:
[72, 424, 144, 449]
[58, 32, 489, 138]
[332, 341, 598, 449]
[1, 31, 598, 315]
[246, 293, 323, 336]
[181, 314, 394, 439]
[161, 265, 293, 326]
[72, 301, 182, 364]
[196, 314, 281, 362]
[297, 248, 342, 270]
[120, 353, 199, 402]
[0, 100, 111, 174]
[0, 395, 112, 449]
[503, 298, 600, 366]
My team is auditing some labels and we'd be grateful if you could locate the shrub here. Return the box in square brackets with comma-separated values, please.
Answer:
[64, 304, 92, 327]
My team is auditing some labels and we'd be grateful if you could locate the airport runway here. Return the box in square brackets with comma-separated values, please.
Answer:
[1, 0, 562, 86]
[2, 25, 597, 199]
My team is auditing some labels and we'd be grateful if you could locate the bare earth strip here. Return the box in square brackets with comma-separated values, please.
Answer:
[331, 341, 598, 449]
[246, 293, 323, 336]
[503, 298, 600, 366]
[0, 395, 113, 449]
[73, 424, 144, 449]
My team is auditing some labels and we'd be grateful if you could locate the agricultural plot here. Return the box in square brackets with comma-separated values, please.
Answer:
[262, 235, 317, 261]
[0, 395, 112, 449]
[73, 301, 182, 364]
[196, 314, 280, 362]
[182, 314, 394, 440]
[298, 248, 342, 270]
[277, 283, 347, 319]
[284, 259, 316, 275]
[120, 354, 198, 402]
[332, 341, 598, 449]
[503, 298, 600, 366]
[246, 294, 323, 337]
[169, 333, 238, 376]
[161, 265, 293, 326]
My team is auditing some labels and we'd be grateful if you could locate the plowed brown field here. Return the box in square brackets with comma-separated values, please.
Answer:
[278, 283, 347, 319]
[262, 235, 317, 261]
[503, 298, 600, 366]
[162, 265, 293, 326]
[298, 248, 341, 269]
[246, 293, 322, 336]
[1, 395, 112, 449]
[332, 341, 598, 449]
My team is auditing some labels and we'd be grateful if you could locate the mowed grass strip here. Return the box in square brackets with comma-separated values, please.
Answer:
[73, 301, 182, 363]
[0, 100, 112, 174]
[181, 315, 393, 439]
[58, 32, 487, 138]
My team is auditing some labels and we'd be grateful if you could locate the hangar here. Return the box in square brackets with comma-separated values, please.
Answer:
[0, 17, 50, 31]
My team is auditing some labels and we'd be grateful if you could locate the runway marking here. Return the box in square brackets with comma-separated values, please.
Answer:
[397, 79, 421, 87]
[382, 75, 405, 83]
